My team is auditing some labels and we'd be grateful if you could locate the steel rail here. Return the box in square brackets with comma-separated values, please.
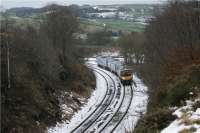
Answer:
[88, 64, 133, 133]
[79, 66, 117, 133]
[70, 66, 116, 133]
[110, 86, 134, 132]
[98, 84, 126, 132]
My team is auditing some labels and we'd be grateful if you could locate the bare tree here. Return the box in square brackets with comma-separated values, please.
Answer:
[1, 13, 14, 91]
[119, 32, 145, 64]
[142, 0, 200, 88]
[42, 5, 79, 66]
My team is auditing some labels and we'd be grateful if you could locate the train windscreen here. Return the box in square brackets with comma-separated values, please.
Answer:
[121, 70, 132, 76]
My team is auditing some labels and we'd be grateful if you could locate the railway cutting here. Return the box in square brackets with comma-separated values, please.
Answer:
[70, 56, 136, 133]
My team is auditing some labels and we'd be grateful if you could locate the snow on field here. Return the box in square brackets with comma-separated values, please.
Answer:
[98, 51, 121, 57]
[115, 74, 149, 132]
[162, 99, 200, 133]
[92, 6, 117, 12]
[47, 71, 107, 133]
[89, 12, 116, 18]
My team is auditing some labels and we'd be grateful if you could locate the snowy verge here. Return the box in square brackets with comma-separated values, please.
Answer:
[162, 99, 200, 133]
[47, 71, 107, 133]
[114, 74, 149, 132]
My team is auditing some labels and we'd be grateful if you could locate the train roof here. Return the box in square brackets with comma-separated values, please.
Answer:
[97, 55, 124, 64]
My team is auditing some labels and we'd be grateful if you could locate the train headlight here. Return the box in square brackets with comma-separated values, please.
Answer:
[121, 77, 126, 80]
[121, 76, 132, 80]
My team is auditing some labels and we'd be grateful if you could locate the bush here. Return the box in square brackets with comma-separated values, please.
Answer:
[165, 64, 200, 106]
[134, 65, 200, 133]
[166, 79, 192, 106]
[1, 6, 96, 132]
[133, 108, 175, 133]
[134, 0, 200, 132]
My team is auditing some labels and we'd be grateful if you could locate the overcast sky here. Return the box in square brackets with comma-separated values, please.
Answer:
[1, 0, 167, 9]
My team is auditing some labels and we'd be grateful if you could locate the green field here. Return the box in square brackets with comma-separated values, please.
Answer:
[80, 18, 145, 33]
[2, 12, 145, 33]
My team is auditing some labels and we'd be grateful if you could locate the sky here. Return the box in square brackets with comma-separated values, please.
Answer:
[1, 0, 167, 9]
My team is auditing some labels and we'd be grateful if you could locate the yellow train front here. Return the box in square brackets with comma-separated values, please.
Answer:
[96, 56, 133, 86]
[120, 69, 133, 86]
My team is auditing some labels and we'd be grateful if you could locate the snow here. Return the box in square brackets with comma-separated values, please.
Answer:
[85, 67, 149, 133]
[88, 12, 116, 18]
[162, 120, 200, 133]
[161, 99, 200, 133]
[190, 108, 200, 121]
[60, 104, 73, 115]
[47, 56, 149, 133]
[98, 51, 121, 57]
[195, 108, 200, 115]
[93, 6, 117, 12]
[86, 71, 125, 132]
[47, 71, 108, 133]
[162, 120, 188, 133]
[114, 74, 149, 132]
[190, 92, 194, 95]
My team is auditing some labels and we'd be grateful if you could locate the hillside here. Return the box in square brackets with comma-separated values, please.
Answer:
[1, 6, 95, 132]
[131, 1, 200, 133]
[3, 4, 162, 32]
[1, 1, 199, 133]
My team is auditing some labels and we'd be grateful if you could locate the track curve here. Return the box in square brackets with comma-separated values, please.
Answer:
[71, 64, 134, 133]
[71, 66, 117, 133]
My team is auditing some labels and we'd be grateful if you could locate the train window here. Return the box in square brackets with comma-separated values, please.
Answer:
[121, 70, 132, 76]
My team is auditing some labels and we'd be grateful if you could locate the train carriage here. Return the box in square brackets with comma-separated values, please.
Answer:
[110, 60, 117, 73]
[96, 56, 133, 86]
[106, 57, 113, 70]
[97, 56, 107, 68]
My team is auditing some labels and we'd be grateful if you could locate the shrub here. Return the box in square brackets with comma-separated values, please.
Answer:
[133, 108, 175, 133]
[179, 127, 197, 133]
[166, 82, 192, 106]
[165, 65, 200, 106]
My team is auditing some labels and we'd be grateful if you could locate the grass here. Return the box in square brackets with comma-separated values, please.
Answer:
[134, 65, 200, 133]
[4, 12, 145, 33]
[80, 18, 145, 32]
[179, 127, 197, 133]
[1, 13, 42, 29]
[133, 108, 176, 133]
[180, 114, 200, 126]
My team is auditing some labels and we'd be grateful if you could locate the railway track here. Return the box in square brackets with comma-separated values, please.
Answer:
[88, 67, 134, 133]
[111, 86, 133, 132]
[70, 66, 117, 133]
[85, 69, 125, 133]
[93, 85, 133, 133]
[89, 66, 134, 133]
[71, 64, 134, 133]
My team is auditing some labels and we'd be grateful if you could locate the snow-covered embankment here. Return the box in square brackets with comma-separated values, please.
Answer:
[162, 99, 200, 133]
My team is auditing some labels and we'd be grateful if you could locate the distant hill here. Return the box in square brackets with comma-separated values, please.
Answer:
[6, 4, 92, 18]
[7, 7, 42, 17]
[6, 4, 162, 18]
[6, 4, 68, 17]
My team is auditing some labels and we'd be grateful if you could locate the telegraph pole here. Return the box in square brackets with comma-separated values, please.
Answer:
[6, 34, 10, 89]
[4, 13, 11, 90]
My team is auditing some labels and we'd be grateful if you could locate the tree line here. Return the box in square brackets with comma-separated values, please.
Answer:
[119, 0, 200, 91]
[118, 1, 200, 132]
[1, 5, 95, 133]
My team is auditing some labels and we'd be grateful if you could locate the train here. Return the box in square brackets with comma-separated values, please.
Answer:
[96, 56, 133, 86]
